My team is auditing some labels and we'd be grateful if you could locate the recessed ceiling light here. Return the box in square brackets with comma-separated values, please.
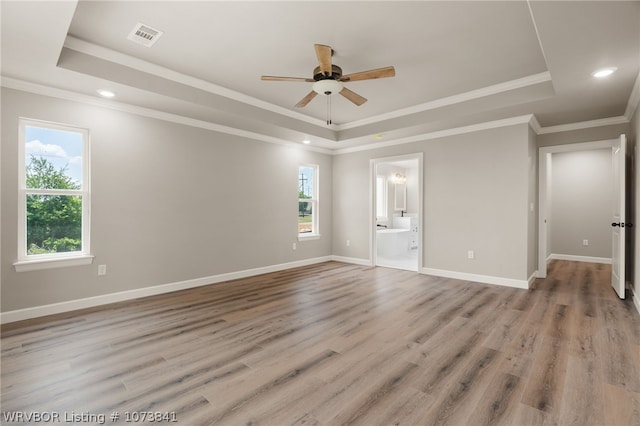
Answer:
[302, 139, 311, 145]
[97, 89, 115, 98]
[373, 134, 384, 140]
[591, 67, 617, 78]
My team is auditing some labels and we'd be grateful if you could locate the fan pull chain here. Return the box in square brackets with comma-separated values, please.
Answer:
[326, 92, 332, 125]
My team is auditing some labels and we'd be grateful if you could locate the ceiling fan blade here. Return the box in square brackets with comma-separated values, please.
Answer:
[295, 91, 318, 108]
[340, 87, 367, 106]
[261, 76, 314, 82]
[340, 66, 396, 82]
[314, 44, 332, 76]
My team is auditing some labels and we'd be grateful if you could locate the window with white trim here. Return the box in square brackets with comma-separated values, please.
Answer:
[298, 164, 319, 237]
[15, 118, 91, 271]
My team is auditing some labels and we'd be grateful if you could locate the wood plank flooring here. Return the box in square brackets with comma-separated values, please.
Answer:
[1, 260, 639, 425]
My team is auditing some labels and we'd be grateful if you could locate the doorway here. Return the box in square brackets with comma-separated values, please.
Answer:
[537, 139, 622, 289]
[371, 153, 423, 272]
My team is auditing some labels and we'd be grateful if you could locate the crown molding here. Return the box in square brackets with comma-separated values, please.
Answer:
[528, 114, 542, 134]
[537, 116, 629, 135]
[64, 37, 556, 136]
[4, 75, 631, 156]
[335, 72, 552, 131]
[333, 113, 627, 155]
[1, 76, 333, 155]
[334, 115, 535, 155]
[63, 36, 333, 130]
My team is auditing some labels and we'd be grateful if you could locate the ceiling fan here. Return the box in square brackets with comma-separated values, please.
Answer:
[261, 44, 396, 110]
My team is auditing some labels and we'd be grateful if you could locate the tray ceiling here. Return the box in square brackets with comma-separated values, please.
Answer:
[1, 1, 638, 150]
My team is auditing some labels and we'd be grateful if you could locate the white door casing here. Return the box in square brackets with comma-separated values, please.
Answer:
[537, 139, 620, 280]
[611, 134, 626, 299]
[370, 153, 423, 272]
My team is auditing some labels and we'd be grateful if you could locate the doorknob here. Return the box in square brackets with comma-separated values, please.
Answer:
[612, 222, 634, 227]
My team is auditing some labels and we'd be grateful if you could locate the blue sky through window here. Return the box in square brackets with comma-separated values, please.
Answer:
[25, 126, 83, 186]
[299, 166, 314, 198]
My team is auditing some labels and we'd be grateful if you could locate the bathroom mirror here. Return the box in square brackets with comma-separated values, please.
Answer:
[394, 183, 406, 211]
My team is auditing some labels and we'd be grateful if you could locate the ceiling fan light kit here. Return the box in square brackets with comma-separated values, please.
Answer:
[262, 43, 396, 125]
[312, 79, 343, 96]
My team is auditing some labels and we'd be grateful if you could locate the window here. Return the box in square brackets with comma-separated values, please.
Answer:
[298, 164, 319, 238]
[376, 175, 388, 221]
[15, 118, 92, 271]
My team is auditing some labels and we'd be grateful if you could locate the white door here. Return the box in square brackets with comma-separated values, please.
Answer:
[611, 134, 626, 299]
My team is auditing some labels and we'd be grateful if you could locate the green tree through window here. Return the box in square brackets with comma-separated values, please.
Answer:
[26, 156, 82, 254]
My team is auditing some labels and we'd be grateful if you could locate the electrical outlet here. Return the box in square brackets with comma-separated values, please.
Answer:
[292, 242, 297, 250]
[346, 240, 350, 247]
[467, 250, 475, 260]
[98, 264, 107, 276]
[583, 239, 589, 246]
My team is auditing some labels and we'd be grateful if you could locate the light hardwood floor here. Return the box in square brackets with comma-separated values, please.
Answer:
[2, 260, 639, 425]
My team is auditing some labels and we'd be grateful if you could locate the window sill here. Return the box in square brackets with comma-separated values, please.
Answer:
[298, 233, 321, 241]
[13, 254, 94, 272]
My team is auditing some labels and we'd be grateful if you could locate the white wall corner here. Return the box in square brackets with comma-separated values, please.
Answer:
[528, 271, 538, 287]
[529, 115, 542, 134]
[624, 70, 640, 121]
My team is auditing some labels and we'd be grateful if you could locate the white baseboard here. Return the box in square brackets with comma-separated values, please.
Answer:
[421, 267, 529, 289]
[2, 255, 606, 324]
[548, 254, 612, 264]
[0, 256, 332, 324]
[528, 271, 538, 287]
[329, 255, 372, 266]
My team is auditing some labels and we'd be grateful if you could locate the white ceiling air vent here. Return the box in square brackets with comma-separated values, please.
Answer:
[127, 23, 163, 47]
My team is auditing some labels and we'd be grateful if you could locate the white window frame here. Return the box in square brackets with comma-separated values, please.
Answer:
[14, 118, 93, 272]
[298, 163, 320, 240]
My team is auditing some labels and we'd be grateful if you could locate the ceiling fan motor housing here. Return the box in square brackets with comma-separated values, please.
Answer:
[313, 65, 343, 81]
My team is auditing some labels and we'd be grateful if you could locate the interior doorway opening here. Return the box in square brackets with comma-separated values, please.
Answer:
[371, 153, 423, 272]
[537, 136, 627, 299]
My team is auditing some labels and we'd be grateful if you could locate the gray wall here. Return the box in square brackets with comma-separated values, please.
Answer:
[333, 124, 532, 281]
[549, 148, 612, 259]
[633, 104, 639, 297]
[1, 88, 332, 311]
[3, 85, 634, 315]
